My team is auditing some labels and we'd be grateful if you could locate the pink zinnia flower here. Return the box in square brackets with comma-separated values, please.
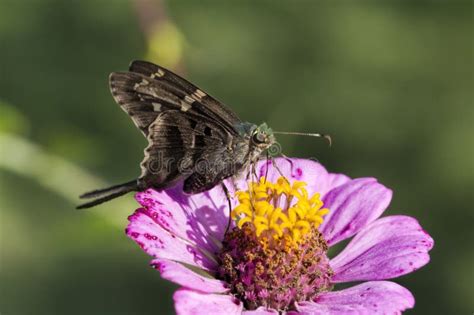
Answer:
[126, 158, 433, 314]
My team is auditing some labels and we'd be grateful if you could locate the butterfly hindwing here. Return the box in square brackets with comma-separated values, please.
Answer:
[139, 110, 240, 192]
[183, 150, 241, 194]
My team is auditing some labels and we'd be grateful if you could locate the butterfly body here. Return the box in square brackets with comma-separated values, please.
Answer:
[77, 61, 275, 209]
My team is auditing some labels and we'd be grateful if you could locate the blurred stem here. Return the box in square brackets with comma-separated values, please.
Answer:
[132, 0, 186, 72]
[132, 0, 167, 38]
[0, 132, 135, 227]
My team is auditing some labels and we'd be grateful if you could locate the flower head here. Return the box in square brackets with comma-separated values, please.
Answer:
[220, 177, 333, 310]
[126, 158, 433, 314]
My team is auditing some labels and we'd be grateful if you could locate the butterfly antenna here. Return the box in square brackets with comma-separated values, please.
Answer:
[271, 157, 290, 184]
[273, 131, 332, 146]
[77, 180, 139, 209]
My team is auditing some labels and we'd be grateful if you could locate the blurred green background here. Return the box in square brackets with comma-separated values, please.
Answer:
[0, 0, 472, 314]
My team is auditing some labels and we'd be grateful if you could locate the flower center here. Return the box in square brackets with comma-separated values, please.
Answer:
[217, 177, 333, 311]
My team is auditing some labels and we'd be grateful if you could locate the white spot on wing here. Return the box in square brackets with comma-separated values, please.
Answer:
[156, 69, 165, 77]
[180, 100, 192, 112]
[184, 95, 194, 104]
[134, 79, 149, 91]
[195, 89, 206, 98]
[152, 102, 162, 111]
[190, 89, 207, 102]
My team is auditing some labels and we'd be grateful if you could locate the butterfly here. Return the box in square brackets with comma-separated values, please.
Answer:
[77, 61, 280, 209]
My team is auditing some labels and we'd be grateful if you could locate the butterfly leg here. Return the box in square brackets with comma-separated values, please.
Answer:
[230, 176, 239, 193]
[252, 162, 258, 182]
[280, 154, 296, 178]
[264, 151, 270, 183]
[222, 182, 233, 234]
[245, 163, 252, 181]
[271, 157, 290, 184]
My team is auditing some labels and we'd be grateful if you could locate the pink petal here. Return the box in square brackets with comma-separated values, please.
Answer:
[183, 180, 238, 241]
[135, 182, 234, 253]
[248, 158, 350, 197]
[325, 173, 351, 193]
[173, 289, 243, 315]
[150, 259, 228, 294]
[320, 178, 392, 246]
[135, 189, 203, 246]
[330, 216, 434, 282]
[242, 307, 278, 314]
[254, 157, 329, 185]
[126, 209, 217, 271]
[296, 281, 414, 314]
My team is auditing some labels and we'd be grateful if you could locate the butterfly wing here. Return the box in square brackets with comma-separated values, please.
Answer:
[77, 61, 252, 208]
[109, 60, 242, 137]
[109, 61, 253, 193]
[139, 109, 246, 192]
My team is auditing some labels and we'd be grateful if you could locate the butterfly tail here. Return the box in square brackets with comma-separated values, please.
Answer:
[76, 180, 139, 209]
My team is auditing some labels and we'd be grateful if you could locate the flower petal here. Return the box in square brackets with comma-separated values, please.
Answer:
[325, 173, 351, 193]
[126, 208, 217, 271]
[174, 289, 243, 315]
[243, 307, 278, 314]
[250, 158, 350, 197]
[296, 281, 414, 314]
[182, 180, 238, 241]
[255, 157, 328, 184]
[135, 182, 234, 253]
[320, 178, 392, 246]
[135, 189, 207, 248]
[151, 259, 229, 294]
[330, 215, 434, 282]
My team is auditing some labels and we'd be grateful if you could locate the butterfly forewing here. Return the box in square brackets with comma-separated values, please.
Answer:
[129, 61, 242, 128]
[110, 71, 187, 136]
[109, 61, 242, 137]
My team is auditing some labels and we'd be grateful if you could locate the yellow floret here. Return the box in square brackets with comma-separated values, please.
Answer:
[231, 176, 330, 248]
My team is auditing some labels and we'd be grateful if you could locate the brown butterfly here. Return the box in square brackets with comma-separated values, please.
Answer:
[77, 61, 279, 209]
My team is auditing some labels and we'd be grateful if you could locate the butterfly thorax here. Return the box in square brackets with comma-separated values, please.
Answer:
[235, 122, 276, 166]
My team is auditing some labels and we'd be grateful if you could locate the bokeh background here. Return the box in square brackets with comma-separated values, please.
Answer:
[1, 0, 472, 314]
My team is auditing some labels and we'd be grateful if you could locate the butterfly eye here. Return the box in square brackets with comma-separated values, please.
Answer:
[253, 132, 266, 144]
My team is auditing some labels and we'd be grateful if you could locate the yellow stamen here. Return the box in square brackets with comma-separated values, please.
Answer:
[231, 176, 330, 248]
[237, 216, 252, 229]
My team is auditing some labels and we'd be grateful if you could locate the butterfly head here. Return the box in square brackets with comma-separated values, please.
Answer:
[251, 122, 275, 150]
